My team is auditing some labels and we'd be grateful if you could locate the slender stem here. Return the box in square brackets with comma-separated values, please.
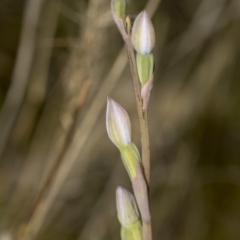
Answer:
[125, 37, 151, 185]
[143, 222, 152, 240]
[141, 110, 150, 184]
[125, 36, 152, 240]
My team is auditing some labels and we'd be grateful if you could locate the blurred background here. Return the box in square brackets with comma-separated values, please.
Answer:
[0, 0, 240, 239]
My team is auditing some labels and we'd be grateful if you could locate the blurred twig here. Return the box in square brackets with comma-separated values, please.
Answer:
[0, 0, 44, 160]
[27, 79, 91, 222]
[12, 0, 60, 147]
[0, 1, 60, 232]
[155, 24, 239, 145]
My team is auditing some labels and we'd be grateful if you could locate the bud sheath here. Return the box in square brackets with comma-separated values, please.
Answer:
[111, 0, 126, 20]
[121, 222, 143, 240]
[136, 53, 154, 85]
[120, 143, 141, 180]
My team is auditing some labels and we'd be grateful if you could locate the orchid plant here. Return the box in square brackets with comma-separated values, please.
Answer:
[106, 1, 155, 239]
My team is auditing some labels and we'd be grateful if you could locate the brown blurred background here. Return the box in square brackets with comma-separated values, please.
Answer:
[0, 0, 240, 239]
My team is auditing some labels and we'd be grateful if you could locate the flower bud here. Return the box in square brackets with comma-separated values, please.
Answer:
[106, 97, 131, 147]
[131, 11, 155, 55]
[111, 0, 126, 20]
[136, 53, 154, 85]
[116, 187, 139, 227]
[120, 143, 141, 180]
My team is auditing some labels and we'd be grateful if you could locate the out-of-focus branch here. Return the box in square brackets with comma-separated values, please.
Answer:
[0, 0, 44, 160]
[11, 0, 60, 147]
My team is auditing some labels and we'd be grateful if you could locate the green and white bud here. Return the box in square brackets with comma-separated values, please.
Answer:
[131, 11, 155, 55]
[106, 97, 141, 181]
[116, 187, 142, 239]
[116, 187, 139, 227]
[111, 0, 126, 20]
[136, 53, 154, 85]
[120, 143, 141, 180]
[106, 97, 131, 147]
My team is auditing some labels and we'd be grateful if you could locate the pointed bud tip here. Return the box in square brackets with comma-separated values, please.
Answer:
[107, 96, 118, 107]
[116, 186, 124, 198]
[116, 186, 123, 192]
[107, 96, 111, 103]
[138, 10, 148, 21]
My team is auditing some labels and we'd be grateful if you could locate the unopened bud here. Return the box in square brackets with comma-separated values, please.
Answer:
[116, 187, 139, 227]
[131, 11, 155, 55]
[111, 0, 126, 20]
[136, 53, 154, 85]
[106, 97, 131, 147]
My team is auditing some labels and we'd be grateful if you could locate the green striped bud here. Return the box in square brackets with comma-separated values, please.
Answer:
[116, 187, 139, 227]
[116, 187, 142, 240]
[106, 97, 131, 147]
[111, 0, 126, 20]
[119, 143, 141, 180]
[136, 53, 154, 85]
[106, 97, 141, 181]
[131, 11, 155, 55]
